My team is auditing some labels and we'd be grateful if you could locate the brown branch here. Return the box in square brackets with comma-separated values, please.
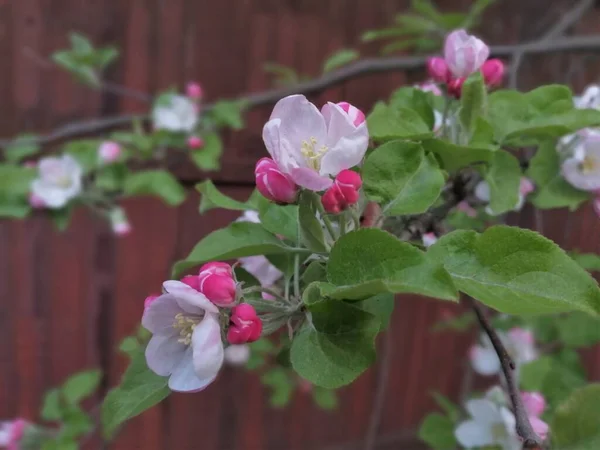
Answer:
[467, 298, 543, 450]
[363, 328, 393, 450]
[3, 34, 600, 150]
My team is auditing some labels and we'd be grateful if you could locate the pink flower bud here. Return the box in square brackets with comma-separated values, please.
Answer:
[321, 171, 362, 214]
[508, 327, 535, 346]
[24, 161, 37, 168]
[520, 177, 535, 196]
[180, 275, 201, 291]
[255, 157, 298, 204]
[144, 294, 159, 310]
[444, 29, 490, 78]
[457, 201, 477, 218]
[198, 263, 237, 306]
[98, 141, 122, 163]
[2, 419, 28, 448]
[109, 207, 131, 237]
[29, 193, 46, 209]
[336, 101, 366, 127]
[227, 303, 262, 344]
[187, 135, 204, 149]
[529, 416, 549, 440]
[427, 57, 450, 83]
[416, 81, 442, 96]
[422, 232, 438, 248]
[321, 187, 343, 214]
[447, 77, 465, 99]
[521, 392, 546, 417]
[481, 59, 505, 87]
[186, 82, 203, 99]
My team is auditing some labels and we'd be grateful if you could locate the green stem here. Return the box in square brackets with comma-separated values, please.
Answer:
[242, 285, 287, 302]
[284, 277, 291, 301]
[339, 212, 347, 235]
[441, 97, 451, 139]
[293, 254, 301, 301]
[315, 197, 338, 240]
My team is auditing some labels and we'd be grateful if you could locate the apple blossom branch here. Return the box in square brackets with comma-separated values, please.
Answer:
[3, 33, 600, 150]
[467, 298, 543, 450]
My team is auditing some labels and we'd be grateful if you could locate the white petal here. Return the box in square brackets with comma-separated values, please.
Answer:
[320, 124, 369, 176]
[141, 294, 184, 335]
[31, 180, 70, 208]
[168, 347, 214, 392]
[465, 399, 502, 425]
[236, 210, 260, 224]
[322, 102, 357, 145]
[163, 280, 219, 314]
[145, 335, 187, 376]
[224, 345, 250, 366]
[455, 420, 495, 448]
[471, 345, 501, 375]
[499, 407, 517, 432]
[474, 180, 491, 202]
[239, 255, 283, 287]
[192, 313, 224, 382]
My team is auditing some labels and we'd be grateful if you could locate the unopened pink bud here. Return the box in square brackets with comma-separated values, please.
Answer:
[29, 193, 46, 209]
[199, 262, 233, 276]
[508, 327, 535, 346]
[228, 303, 262, 344]
[113, 221, 132, 236]
[187, 136, 204, 149]
[447, 77, 465, 99]
[255, 157, 298, 204]
[186, 82, 203, 99]
[180, 275, 201, 291]
[457, 201, 477, 218]
[321, 170, 363, 214]
[529, 416, 549, 440]
[198, 267, 237, 306]
[481, 59, 505, 87]
[520, 177, 535, 196]
[98, 141, 122, 163]
[144, 294, 159, 310]
[336, 102, 366, 127]
[521, 392, 546, 417]
[427, 57, 450, 84]
[321, 187, 343, 214]
[109, 207, 131, 237]
[422, 232, 438, 248]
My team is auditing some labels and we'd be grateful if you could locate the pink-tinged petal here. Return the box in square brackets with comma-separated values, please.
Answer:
[454, 420, 495, 448]
[262, 119, 285, 168]
[320, 127, 369, 176]
[145, 335, 187, 376]
[192, 313, 225, 382]
[163, 280, 219, 314]
[465, 399, 503, 425]
[269, 94, 327, 152]
[142, 294, 184, 336]
[289, 167, 333, 191]
[470, 345, 501, 375]
[168, 347, 214, 392]
[322, 102, 356, 138]
[529, 416, 549, 440]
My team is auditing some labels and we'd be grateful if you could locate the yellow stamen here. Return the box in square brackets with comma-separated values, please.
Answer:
[582, 155, 598, 174]
[172, 313, 199, 345]
[300, 137, 328, 171]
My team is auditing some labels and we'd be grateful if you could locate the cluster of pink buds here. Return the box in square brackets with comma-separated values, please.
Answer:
[185, 82, 205, 150]
[227, 303, 262, 344]
[521, 391, 549, 440]
[182, 262, 237, 307]
[427, 29, 504, 98]
[321, 170, 363, 214]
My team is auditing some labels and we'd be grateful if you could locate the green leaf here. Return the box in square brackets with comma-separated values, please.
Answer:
[62, 369, 101, 404]
[197, 179, 253, 214]
[190, 132, 223, 171]
[326, 229, 458, 301]
[101, 349, 170, 439]
[354, 293, 395, 331]
[367, 102, 433, 142]
[322, 49, 359, 73]
[431, 312, 475, 333]
[485, 150, 521, 215]
[0, 196, 31, 219]
[259, 203, 299, 242]
[571, 252, 600, 272]
[363, 140, 444, 215]
[260, 368, 294, 408]
[50, 207, 73, 232]
[263, 63, 300, 86]
[390, 87, 436, 130]
[41, 389, 62, 421]
[431, 392, 461, 422]
[5, 134, 40, 162]
[312, 387, 338, 409]
[63, 139, 101, 173]
[551, 384, 600, 450]
[123, 170, 186, 206]
[418, 413, 457, 450]
[298, 191, 328, 253]
[210, 100, 246, 130]
[95, 163, 128, 192]
[69, 32, 93, 53]
[0, 164, 37, 196]
[290, 300, 380, 388]
[429, 226, 600, 315]
[302, 261, 327, 285]
[527, 140, 590, 210]
[459, 72, 487, 138]
[556, 313, 600, 348]
[422, 138, 497, 173]
[173, 222, 300, 277]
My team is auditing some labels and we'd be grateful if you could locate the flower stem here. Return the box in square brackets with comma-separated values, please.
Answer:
[293, 254, 301, 301]
[339, 212, 347, 236]
[242, 285, 287, 302]
[315, 197, 338, 241]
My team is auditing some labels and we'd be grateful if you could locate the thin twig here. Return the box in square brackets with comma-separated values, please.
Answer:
[4, 35, 600, 150]
[468, 298, 542, 450]
[363, 328, 393, 450]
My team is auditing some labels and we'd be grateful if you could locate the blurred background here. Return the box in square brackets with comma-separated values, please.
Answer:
[1, 0, 600, 449]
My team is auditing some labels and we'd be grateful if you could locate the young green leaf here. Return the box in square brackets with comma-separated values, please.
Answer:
[322, 49, 359, 73]
[312, 387, 338, 410]
[190, 132, 223, 171]
[123, 170, 186, 206]
[421, 138, 497, 173]
[326, 229, 458, 301]
[196, 179, 253, 214]
[429, 226, 600, 315]
[418, 413, 457, 450]
[551, 383, 600, 449]
[485, 150, 521, 215]
[259, 203, 299, 242]
[354, 293, 395, 331]
[367, 102, 433, 142]
[459, 72, 486, 138]
[298, 191, 328, 253]
[210, 100, 246, 130]
[571, 251, 600, 272]
[41, 389, 62, 421]
[62, 370, 102, 405]
[5, 134, 40, 163]
[363, 140, 445, 215]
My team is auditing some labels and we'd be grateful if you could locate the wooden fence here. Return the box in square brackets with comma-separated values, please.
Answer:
[1, 0, 600, 448]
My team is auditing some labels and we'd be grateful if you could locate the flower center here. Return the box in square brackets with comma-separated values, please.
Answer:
[581, 155, 598, 174]
[300, 137, 328, 171]
[491, 423, 507, 440]
[173, 313, 200, 345]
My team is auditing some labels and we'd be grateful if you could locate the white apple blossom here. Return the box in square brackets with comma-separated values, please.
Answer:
[574, 84, 600, 110]
[224, 344, 250, 366]
[561, 130, 600, 191]
[30, 154, 82, 209]
[142, 280, 224, 392]
[263, 95, 369, 191]
[455, 399, 521, 450]
[152, 95, 198, 133]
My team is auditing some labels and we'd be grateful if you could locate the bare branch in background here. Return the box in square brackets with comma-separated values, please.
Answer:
[468, 299, 543, 450]
[4, 34, 600, 150]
